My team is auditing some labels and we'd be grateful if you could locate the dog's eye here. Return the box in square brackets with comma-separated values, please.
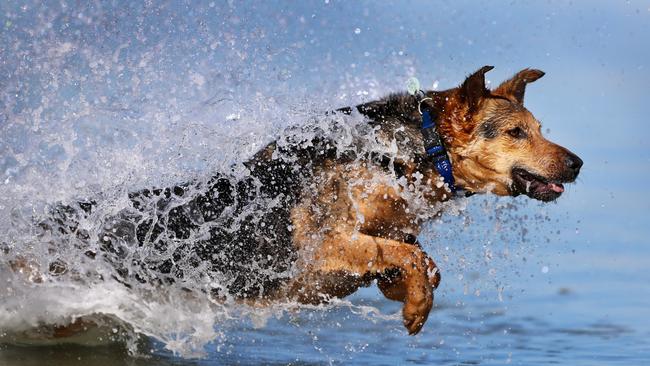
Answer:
[507, 127, 527, 139]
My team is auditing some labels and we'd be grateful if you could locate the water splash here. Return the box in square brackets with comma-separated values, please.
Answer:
[0, 1, 552, 360]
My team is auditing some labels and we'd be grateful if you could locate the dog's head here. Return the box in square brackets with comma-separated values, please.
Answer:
[439, 66, 582, 202]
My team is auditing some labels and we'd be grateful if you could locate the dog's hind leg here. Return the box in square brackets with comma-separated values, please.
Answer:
[297, 231, 441, 335]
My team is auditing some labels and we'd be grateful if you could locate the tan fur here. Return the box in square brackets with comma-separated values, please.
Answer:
[281, 160, 446, 334]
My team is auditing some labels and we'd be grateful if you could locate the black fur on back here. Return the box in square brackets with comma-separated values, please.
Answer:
[40, 131, 343, 299]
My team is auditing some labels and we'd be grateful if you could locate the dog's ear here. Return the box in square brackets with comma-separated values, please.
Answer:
[461, 65, 494, 112]
[492, 68, 545, 104]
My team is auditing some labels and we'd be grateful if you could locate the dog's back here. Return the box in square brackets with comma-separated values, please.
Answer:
[40, 131, 344, 299]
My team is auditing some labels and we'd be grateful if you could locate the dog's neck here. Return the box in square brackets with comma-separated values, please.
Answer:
[354, 89, 480, 194]
[373, 90, 478, 191]
[421, 90, 482, 192]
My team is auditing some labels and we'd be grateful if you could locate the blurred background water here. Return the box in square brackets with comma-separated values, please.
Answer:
[1, 1, 649, 365]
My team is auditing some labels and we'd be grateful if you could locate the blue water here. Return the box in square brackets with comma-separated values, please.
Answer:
[1, 1, 649, 365]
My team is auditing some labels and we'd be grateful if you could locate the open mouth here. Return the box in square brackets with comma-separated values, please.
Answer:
[511, 167, 565, 202]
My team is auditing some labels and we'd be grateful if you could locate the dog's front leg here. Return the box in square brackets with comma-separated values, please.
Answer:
[376, 246, 440, 334]
[311, 231, 441, 334]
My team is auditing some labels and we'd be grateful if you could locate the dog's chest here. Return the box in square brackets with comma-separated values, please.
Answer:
[290, 161, 447, 247]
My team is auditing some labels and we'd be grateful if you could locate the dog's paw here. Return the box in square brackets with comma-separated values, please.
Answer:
[402, 280, 433, 335]
[401, 253, 434, 335]
[377, 248, 439, 334]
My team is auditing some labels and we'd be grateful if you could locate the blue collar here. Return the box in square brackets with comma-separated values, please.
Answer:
[419, 106, 457, 195]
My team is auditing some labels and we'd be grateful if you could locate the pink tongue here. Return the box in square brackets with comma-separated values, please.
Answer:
[548, 183, 565, 193]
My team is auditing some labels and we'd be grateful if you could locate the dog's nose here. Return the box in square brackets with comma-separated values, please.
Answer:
[565, 152, 583, 174]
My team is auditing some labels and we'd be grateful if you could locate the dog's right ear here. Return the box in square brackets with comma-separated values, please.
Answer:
[460, 65, 494, 112]
[492, 68, 545, 105]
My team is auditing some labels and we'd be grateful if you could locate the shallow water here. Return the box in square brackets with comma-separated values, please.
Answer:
[1, 1, 649, 365]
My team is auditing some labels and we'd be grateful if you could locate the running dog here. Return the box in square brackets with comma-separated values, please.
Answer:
[10, 66, 582, 336]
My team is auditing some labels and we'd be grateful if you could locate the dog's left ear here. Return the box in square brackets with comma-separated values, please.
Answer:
[461, 65, 494, 113]
[492, 68, 545, 105]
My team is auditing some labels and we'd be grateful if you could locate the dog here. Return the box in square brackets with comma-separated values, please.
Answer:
[9, 66, 582, 337]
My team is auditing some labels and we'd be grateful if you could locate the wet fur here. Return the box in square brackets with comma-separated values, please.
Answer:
[15, 66, 582, 336]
